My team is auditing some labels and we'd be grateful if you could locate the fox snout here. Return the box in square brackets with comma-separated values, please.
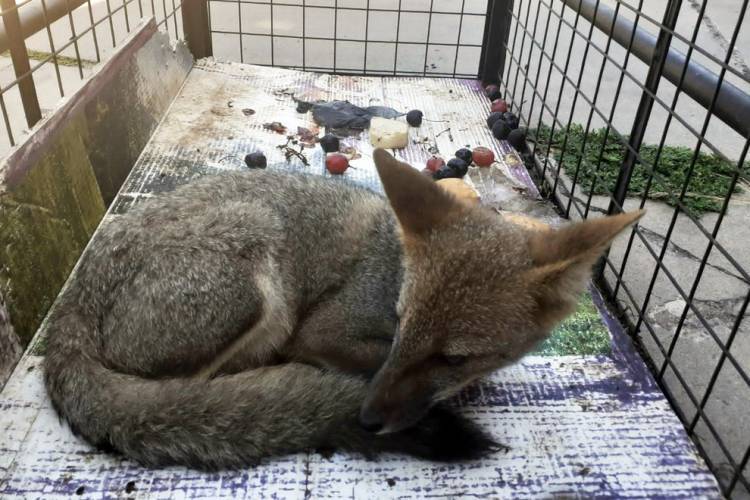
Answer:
[359, 388, 433, 435]
[358, 361, 436, 434]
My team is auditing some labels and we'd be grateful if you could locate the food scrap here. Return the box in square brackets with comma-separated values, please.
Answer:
[312, 100, 400, 133]
[297, 126, 318, 147]
[406, 109, 424, 127]
[326, 153, 350, 174]
[370, 117, 409, 149]
[276, 136, 310, 166]
[244, 152, 267, 169]
[455, 148, 473, 164]
[340, 145, 361, 161]
[472, 147, 495, 167]
[504, 153, 522, 167]
[426, 156, 445, 173]
[264, 122, 288, 134]
[319, 133, 340, 153]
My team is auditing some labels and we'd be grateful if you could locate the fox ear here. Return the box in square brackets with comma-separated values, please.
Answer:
[527, 210, 645, 327]
[529, 210, 645, 267]
[373, 148, 464, 236]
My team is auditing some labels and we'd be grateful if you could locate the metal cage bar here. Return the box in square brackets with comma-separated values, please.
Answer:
[562, 0, 750, 138]
[0, 0, 193, 154]
[206, 1, 487, 78]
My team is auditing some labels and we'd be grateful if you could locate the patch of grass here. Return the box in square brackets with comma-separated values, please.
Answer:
[0, 49, 96, 68]
[28, 49, 96, 68]
[529, 123, 748, 214]
[535, 291, 611, 356]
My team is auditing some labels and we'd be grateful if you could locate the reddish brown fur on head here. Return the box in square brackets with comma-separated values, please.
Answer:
[361, 149, 644, 434]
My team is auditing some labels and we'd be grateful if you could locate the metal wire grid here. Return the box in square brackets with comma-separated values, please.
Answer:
[493, 0, 749, 496]
[0, 0, 184, 150]
[206, 0, 487, 78]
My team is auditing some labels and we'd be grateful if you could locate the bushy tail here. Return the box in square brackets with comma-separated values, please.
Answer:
[44, 310, 496, 470]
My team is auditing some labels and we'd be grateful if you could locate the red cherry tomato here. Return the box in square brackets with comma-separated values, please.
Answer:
[491, 99, 508, 113]
[472, 147, 495, 167]
[326, 153, 349, 174]
[426, 156, 446, 173]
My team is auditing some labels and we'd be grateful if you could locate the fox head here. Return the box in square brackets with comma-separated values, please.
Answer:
[360, 149, 644, 434]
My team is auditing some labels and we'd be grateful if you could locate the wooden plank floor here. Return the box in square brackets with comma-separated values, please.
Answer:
[0, 61, 721, 499]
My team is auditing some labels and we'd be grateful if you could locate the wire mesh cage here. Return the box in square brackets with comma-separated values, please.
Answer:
[0, 0, 493, 155]
[0, 0, 184, 154]
[1, 0, 749, 496]
[485, 0, 750, 496]
[207, 0, 489, 78]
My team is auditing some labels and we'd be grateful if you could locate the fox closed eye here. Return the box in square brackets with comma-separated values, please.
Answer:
[441, 354, 468, 366]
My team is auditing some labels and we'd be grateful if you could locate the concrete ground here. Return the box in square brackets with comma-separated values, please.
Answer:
[1, 0, 747, 495]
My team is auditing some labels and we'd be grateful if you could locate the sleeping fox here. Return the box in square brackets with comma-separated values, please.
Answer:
[44, 148, 642, 469]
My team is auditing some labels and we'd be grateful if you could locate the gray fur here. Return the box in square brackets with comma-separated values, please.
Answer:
[43, 170, 495, 469]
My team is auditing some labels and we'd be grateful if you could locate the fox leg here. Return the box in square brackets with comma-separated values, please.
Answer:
[197, 270, 294, 378]
[100, 248, 293, 378]
[283, 329, 391, 376]
[282, 297, 396, 376]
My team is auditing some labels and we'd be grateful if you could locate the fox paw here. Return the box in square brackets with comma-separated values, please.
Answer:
[396, 405, 504, 462]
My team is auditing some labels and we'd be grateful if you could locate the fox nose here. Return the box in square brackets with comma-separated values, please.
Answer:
[358, 407, 384, 433]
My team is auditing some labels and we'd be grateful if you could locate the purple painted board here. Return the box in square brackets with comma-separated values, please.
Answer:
[0, 355, 720, 499]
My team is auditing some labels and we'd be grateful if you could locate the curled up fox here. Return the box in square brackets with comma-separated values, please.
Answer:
[44, 149, 643, 469]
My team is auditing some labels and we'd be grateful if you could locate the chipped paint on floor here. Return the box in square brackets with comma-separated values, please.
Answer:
[0, 60, 721, 498]
[0, 355, 720, 499]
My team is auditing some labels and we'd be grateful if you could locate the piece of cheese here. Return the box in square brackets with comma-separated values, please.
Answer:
[437, 178, 481, 206]
[370, 117, 409, 149]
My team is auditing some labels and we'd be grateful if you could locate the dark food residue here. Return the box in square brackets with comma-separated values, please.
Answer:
[310, 100, 401, 135]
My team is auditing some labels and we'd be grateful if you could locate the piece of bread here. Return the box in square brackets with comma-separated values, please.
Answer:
[370, 117, 409, 149]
